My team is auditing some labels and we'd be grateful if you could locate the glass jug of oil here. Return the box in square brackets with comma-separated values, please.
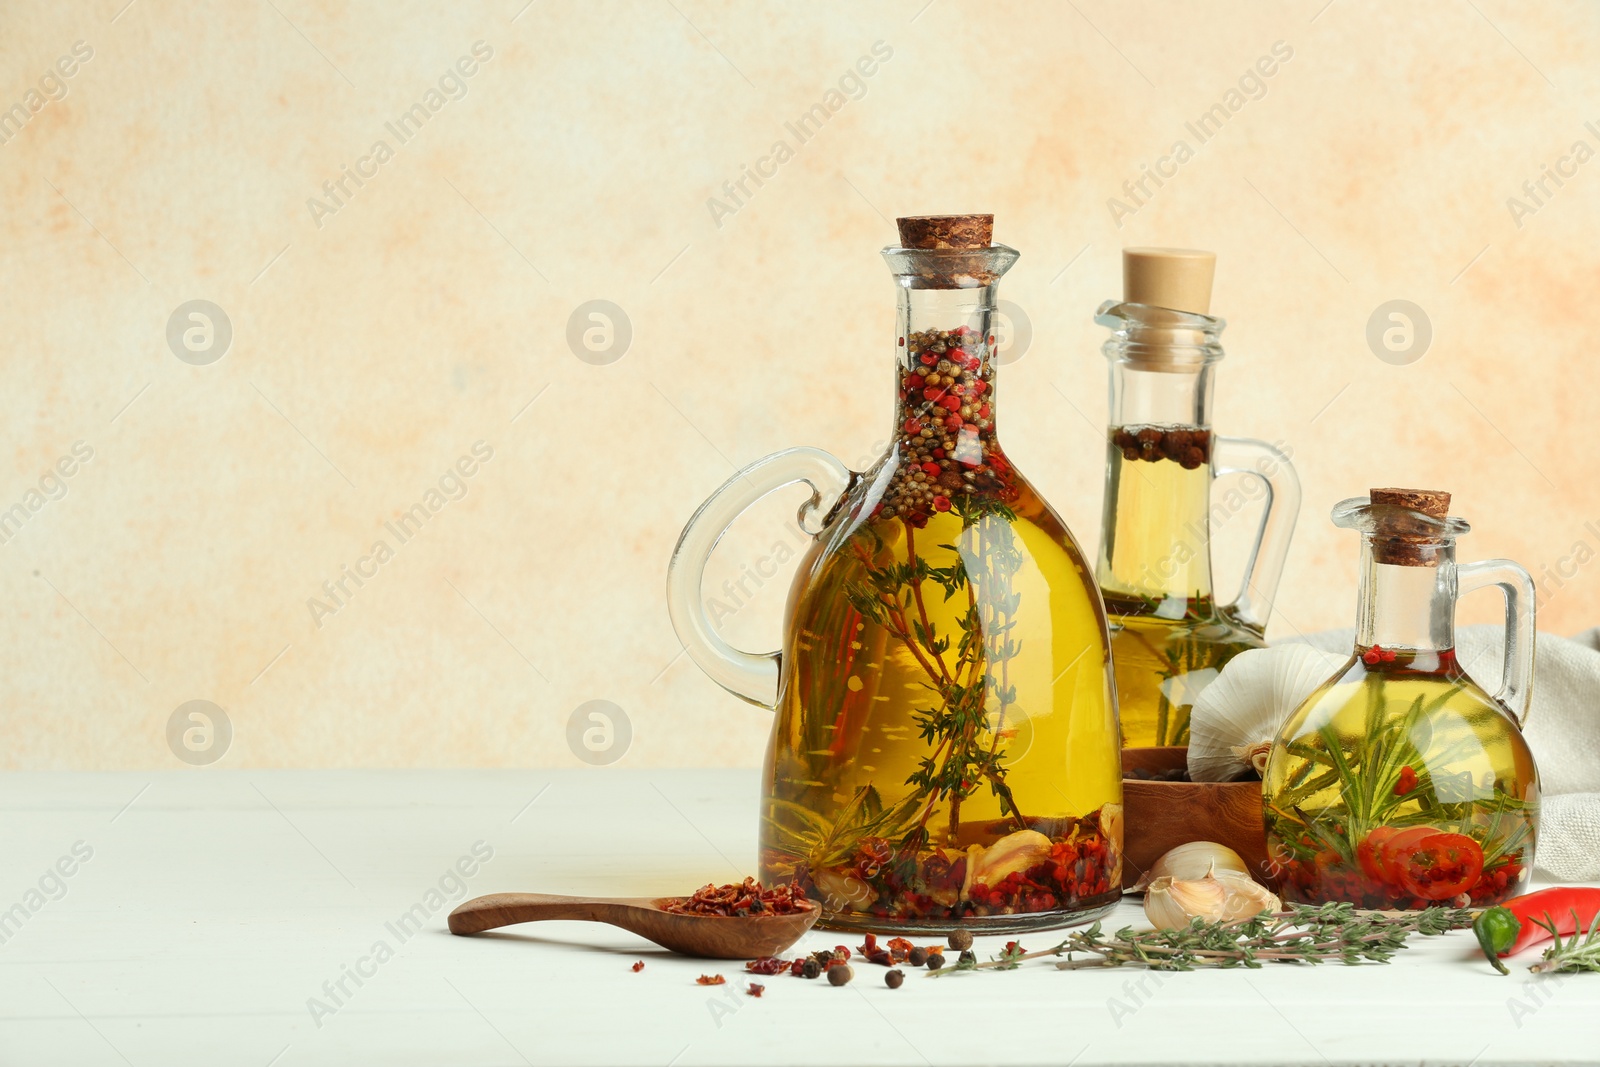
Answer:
[1095, 248, 1300, 747]
[668, 215, 1122, 933]
[1263, 489, 1538, 908]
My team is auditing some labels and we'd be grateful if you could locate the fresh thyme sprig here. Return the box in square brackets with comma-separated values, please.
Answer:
[1530, 912, 1600, 974]
[929, 903, 1476, 974]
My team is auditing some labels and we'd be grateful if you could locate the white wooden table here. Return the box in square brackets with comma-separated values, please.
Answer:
[3, 768, 1594, 1066]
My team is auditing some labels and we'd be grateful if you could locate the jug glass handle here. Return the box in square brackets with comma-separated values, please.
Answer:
[1210, 436, 1301, 634]
[1457, 559, 1537, 726]
[666, 446, 853, 709]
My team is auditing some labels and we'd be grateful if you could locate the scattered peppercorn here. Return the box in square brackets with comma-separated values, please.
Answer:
[885, 969, 904, 989]
[908, 947, 928, 967]
[948, 929, 973, 951]
[828, 964, 854, 986]
[801, 958, 821, 979]
[631, 961, 644, 973]
[958, 949, 977, 966]
[926, 953, 944, 971]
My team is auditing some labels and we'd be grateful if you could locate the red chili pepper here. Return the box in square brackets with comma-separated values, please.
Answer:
[1475, 887, 1600, 974]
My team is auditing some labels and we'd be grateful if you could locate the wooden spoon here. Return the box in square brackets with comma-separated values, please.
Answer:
[447, 893, 820, 959]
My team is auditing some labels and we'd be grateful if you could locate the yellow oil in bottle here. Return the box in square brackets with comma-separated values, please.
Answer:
[758, 330, 1121, 934]
[1263, 650, 1538, 908]
[1099, 429, 1263, 747]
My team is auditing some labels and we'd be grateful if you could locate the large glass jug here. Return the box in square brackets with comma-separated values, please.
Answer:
[1096, 248, 1300, 748]
[668, 215, 1122, 933]
[1263, 488, 1539, 908]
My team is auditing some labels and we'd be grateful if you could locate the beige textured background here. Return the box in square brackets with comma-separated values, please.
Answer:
[3, 0, 1597, 770]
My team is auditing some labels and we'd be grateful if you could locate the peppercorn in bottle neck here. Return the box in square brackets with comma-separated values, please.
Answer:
[875, 239, 1018, 526]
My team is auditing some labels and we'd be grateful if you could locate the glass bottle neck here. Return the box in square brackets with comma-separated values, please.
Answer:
[1354, 540, 1457, 657]
[1096, 357, 1220, 613]
[892, 285, 1001, 443]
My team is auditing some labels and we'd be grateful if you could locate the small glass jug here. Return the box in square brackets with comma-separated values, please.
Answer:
[1263, 489, 1539, 908]
[1095, 248, 1300, 747]
[668, 215, 1122, 933]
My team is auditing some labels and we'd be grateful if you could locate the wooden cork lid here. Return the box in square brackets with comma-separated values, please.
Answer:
[896, 214, 994, 250]
[1123, 247, 1216, 316]
[1369, 487, 1452, 566]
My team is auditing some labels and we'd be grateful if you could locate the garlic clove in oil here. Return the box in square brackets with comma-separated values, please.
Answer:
[1143, 868, 1281, 929]
[1186, 645, 1346, 782]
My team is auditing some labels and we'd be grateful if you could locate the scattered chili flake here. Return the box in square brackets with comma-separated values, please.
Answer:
[746, 983, 765, 998]
[695, 975, 726, 986]
[662, 877, 810, 917]
[630, 961, 645, 973]
[745, 956, 788, 976]
[858, 932, 894, 966]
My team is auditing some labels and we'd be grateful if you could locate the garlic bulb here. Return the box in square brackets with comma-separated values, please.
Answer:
[1187, 645, 1346, 782]
[1143, 869, 1281, 929]
[1133, 840, 1248, 891]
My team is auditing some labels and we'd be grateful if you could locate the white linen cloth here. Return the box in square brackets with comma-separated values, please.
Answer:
[1281, 625, 1600, 880]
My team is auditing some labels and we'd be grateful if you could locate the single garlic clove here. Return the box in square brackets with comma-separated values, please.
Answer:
[1133, 840, 1249, 891]
[959, 843, 985, 902]
[971, 829, 1053, 887]
[1101, 804, 1124, 887]
[813, 869, 875, 912]
[1212, 871, 1281, 922]
[1144, 873, 1230, 928]
[1143, 869, 1280, 929]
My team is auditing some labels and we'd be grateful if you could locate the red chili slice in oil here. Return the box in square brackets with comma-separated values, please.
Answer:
[1395, 832, 1485, 901]
[1374, 826, 1440, 886]
[1356, 826, 1399, 884]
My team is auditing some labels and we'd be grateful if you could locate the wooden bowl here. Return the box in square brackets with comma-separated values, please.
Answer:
[1121, 747, 1272, 889]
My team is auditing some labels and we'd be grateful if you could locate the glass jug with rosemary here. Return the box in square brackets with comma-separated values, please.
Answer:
[1263, 489, 1539, 909]
[668, 215, 1122, 933]
[1095, 248, 1300, 748]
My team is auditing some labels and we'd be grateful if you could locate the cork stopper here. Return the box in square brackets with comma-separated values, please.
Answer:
[897, 214, 994, 250]
[1123, 247, 1216, 316]
[1369, 487, 1453, 566]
